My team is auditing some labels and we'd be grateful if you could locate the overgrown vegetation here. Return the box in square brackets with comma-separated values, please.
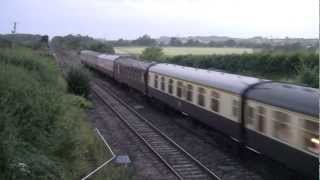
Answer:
[88, 42, 115, 54]
[66, 67, 91, 98]
[0, 47, 122, 179]
[0, 34, 48, 50]
[140, 47, 164, 61]
[162, 53, 318, 88]
[51, 34, 115, 53]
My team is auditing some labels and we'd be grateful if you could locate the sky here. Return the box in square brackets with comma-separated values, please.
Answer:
[0, 0, 319, 40]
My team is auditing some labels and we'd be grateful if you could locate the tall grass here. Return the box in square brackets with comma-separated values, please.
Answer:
[0, 47, 126, 179]
[66, 67, 91, 98]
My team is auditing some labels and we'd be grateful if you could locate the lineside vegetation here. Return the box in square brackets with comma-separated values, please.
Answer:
[163, 53, 318, 88]
[139, 48, 318, 88]
[0, 47, 130, 179]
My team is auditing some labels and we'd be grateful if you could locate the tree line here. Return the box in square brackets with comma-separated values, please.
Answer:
[166, 53, 318, 88]
[140, 47, 318, 88]
[51, 34, 115, 53]
[109, 34, 318, 53]
[0, 34, 48, 49]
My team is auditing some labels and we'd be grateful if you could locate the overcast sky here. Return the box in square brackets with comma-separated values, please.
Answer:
[1, 0, 318, 39]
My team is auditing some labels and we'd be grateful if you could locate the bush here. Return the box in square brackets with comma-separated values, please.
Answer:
[0, 47, 110, 179]
[0, 49, 70, 179]
[140, 47, 164, 61]
[297, 65, 319, 88]
[88, 42, 115, 54]
[164, 53, 318, 88]
[66, 67, 91, 97]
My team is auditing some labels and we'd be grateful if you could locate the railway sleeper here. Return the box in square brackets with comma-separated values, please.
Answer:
[172, 164, 194, 168]
[177, 169, 204, 175]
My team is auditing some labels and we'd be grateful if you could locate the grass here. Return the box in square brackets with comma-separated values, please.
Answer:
[0, 47, 132, 180]
[79, 128, 134, 180]
[115, 46, 254, 56]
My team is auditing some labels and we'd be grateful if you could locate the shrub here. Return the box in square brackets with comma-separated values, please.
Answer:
[165, 53, 318, 88]
[140, 47, 164, 61]
[88, 42, 115, 54]
[0, 48, 110, 179]
[297, 65, 319, 88]
[66, 67, 91, 97]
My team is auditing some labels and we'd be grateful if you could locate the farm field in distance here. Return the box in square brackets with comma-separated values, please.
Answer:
[115, 46, 255, 56]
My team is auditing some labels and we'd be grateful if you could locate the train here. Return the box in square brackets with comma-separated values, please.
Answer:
[80, 50, 319, 178]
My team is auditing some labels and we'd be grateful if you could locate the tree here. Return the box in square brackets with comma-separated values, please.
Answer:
[169, 37, 182, 46]
[114, 38, 131, 46]
[185, 39, 202, 46]
[88, 42, 115, 54]
[140, 47, 164, 61]
[297, 62, 319, 88]
[132, 34, 157, 46]
[224, 39, 236, 47]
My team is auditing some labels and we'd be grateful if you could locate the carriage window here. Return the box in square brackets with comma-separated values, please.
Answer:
[197, 87, 206, 107]
[210, 91, 220, 112]
[154, 75, 158, 89]
[177, 81, 183, 98]
[302, 119, 320, 154]
[161, 76, 165, 91]
[186, 84, 193, 102]
[304, 120, 319, 134]
[273, 111, 291, 143]
[256, 106, 266, 133]
[246, 106, 255, 126]
[168, 79, 173, 94]
[232, 100, 240, 117]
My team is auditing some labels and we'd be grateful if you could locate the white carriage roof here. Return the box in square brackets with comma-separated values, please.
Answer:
[150, 63, 263, 94]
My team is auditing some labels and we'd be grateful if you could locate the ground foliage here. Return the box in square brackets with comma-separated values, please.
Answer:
[163, 53, 318, 88]
[0, 47, 111, 179]
[66, 67, 91, 98]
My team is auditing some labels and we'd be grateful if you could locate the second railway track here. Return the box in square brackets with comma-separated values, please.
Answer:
[92, 79, 221, 180]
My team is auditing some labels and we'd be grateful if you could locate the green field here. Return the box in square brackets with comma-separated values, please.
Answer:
[115, 46, 254, 56]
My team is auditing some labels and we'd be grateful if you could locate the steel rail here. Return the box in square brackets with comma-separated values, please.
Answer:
[92, 79, 221, 180]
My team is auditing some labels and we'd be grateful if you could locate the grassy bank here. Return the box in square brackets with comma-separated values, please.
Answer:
[0, 47, 131, 179]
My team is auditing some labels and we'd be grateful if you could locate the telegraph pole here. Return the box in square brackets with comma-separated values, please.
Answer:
[11, 22, 17, 34]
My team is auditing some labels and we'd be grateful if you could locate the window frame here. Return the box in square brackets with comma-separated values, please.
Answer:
[160, 76, 165, 91]
[210, 90, 220, 112]
[186, 84, 193, 102]
[232, 99, 240, 117]
[272, 110, 292, 143]
[197, 87, 206, 107]
[168, 79, 173, 94]
[176, 81, 183, 98]
[245, 105, 255, 126]
[256, 106, 266, 133]
[154, 74, 159, 89]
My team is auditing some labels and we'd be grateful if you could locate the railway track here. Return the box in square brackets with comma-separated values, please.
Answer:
[92, 79, 221, 180]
